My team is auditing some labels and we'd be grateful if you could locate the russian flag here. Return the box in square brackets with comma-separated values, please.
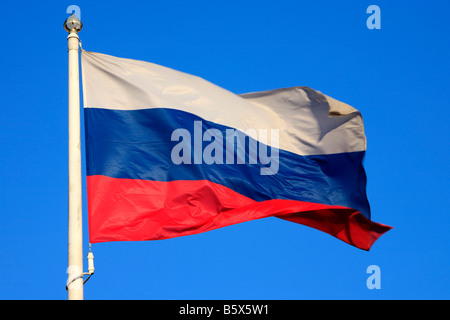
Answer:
[81, 50, 392, 250]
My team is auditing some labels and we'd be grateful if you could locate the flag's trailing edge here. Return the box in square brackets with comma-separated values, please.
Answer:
[81, 50, 392, 250]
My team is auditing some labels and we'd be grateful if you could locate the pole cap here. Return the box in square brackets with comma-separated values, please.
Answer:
[64, 14, 83, 33]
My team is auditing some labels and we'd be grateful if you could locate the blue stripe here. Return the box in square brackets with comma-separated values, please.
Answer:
[84, 108, 370, 218]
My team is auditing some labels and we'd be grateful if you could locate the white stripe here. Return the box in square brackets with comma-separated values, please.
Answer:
[81, 50, 366, 156]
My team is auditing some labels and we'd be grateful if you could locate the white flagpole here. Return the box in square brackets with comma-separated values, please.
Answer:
[64, 14, 84, 300]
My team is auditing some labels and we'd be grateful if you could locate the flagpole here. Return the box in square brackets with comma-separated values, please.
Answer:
[64, 14, 84, 300]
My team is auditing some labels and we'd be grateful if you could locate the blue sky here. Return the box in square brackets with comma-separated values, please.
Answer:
[0, 0, 448, 299]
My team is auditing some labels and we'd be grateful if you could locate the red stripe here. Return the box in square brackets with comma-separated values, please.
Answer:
[87, 175, 392, 250]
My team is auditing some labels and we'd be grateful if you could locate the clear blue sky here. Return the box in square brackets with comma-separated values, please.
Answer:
[0, 0, 448, 300]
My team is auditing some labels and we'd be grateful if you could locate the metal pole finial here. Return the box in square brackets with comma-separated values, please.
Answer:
[64, 13, 83, 33]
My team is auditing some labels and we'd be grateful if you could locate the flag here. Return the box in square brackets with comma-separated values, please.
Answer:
[81, 50, 392, 250]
